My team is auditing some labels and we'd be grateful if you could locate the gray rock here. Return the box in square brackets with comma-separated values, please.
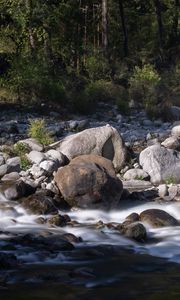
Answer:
[123, 169, 149, 181]
[1, 172, 20, 182]
[18, 138, 43, 152]
[2, 180, 36, 200]
[0, 164, 7, 177]
[27, 151, 46, 164]
[171, 125, 180, 137]
[0, 155, 4, 166]
[39, 159, 59, 175]
[117, 222, 146, 242]
[6, 157, 21, 173]
[122, 180, 152, 190]
[45, 149, 68, 165]
[158, 184, 168, 199]
[161, 136, 180, 150]
[50, 125, 126, 172]
[29, 164, 46, 178]
[139, 144, 180, 184]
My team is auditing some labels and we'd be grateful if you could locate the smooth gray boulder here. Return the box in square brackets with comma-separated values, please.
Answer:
[161, 136, 180, 150]
[123, 169, 149, 181]
[45, 149, 68, 166]
[6, 157, 21, 173]
[139, 144, 180, 184]
[27, 151, 46, 164]
[17, 138, 43, 152]
[140, 209, 178, 227]
[50, 125, 126, 172]
[171, 125, 180, 137]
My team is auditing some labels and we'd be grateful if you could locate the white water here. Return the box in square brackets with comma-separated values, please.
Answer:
[0, 192, 180, 264]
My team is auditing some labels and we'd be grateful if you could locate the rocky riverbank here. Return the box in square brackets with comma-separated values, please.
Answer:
[0, 102, 180, 291]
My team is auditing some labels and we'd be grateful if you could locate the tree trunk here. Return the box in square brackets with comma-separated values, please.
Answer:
[118, 0, 128, 57]
[153, 0, 164, 49]
[102, 0, 108, 55]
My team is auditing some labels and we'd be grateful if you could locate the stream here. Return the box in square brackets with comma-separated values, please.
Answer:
[0, 192, 180, 299]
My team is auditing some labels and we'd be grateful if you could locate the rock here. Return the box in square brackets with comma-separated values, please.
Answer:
[164, 185, 178, 201]
[122, 180, 152, 190]
[20, 190, 59, 214]
[54, 154, 123, 209]
[140, 209, 178, 227]
[1, 172, 20, 182]
[39, 159, 59, 175]
[125, 213, 140, 223]
[6, 157, 21, 173]
[27, 151, 46, 164]
[2, 180, 36, 200]
[171, 125, 180, 137]
[123, 169, 149, 181]
[161, 136, 180, 151]
[117, 222, 146, 242]
[45, 150, 68, 165]
[62, 233, 82, 244]
[51, 125, 126, 172]
[0, 155, 4, 166]
[29, 164, 46, 178]
[139, 144, 180, 184]
[47, 214, 69, 227]
[18, 138, 43, 152]
[0, 164, 7, 177]
[158, 184, 168, 199]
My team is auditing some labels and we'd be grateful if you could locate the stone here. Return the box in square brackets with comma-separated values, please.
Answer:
[0, 164, 7, 177]
[27, 151, 46, 164]
[2, 180, 36, 200]
[117, 222, 146, 242]
[47, 214, 69, 227]
[171, 125, 180, 137]
[123, 169, 149, 181]
[45, 150, 68, 165]
[20, 190, 59, 214]
[125, 213, 140, 223]
[158, 184, 168, 199]
[140, 209, 178, 227]
[0, 156, 4, 166]
[39, 159, 59, 175]
[122, 180, 152, 191]
[1, 172, 20, 182]
[29, 164, 46, 178]
[18, 138, 43, 152]
[161, 136, 180, 151]
[139, 144, 180, 184]
[51, 125, 126, 172]
[6, 157, 21, 173]
[54, 154, 123, 209]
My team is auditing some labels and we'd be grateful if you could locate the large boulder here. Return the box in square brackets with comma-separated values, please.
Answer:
[139, 144, 180, 184]
[140, 209, 178, 227]
[50, 125, 126, 172]
[54, 154, 123, 209]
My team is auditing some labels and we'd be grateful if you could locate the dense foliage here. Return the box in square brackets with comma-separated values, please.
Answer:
[0, 0, 179, 116]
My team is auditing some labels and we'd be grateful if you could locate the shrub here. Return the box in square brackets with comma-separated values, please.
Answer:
[129, 64, 161, 106]
[13, 142, 31, 170]
[28, 119, 53, 146]
[85, 55, 111, 81]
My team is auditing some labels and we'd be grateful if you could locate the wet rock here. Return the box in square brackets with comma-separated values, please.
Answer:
[62, 233, 82, 243]
[123, 169, 149, 181]
[20, 190, 59, 214]
[35, 217, 46, 224]
[47, 214, 69, 227]
[117, 222, 146, 242]
[54, 154, 123, 209]
[140, 209, 178, 227]
[125, 213, 140, 223]
[140, 144, 180, 184]
[27, 151, 46, 164]
[0, 206, 19, 218]
[51, 125, 126, 172]
[0, 253, 18, 269]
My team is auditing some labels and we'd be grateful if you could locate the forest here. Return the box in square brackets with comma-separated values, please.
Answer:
[0, 0, 179, 117]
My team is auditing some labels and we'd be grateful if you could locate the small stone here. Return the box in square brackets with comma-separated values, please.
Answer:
[27, 151, 46, 164]
[158, 184, 168, 199]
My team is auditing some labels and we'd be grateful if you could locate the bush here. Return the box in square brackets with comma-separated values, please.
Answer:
[13, 142, 31, 170]
[28, 119, 54, 146]
[85, 55, 111, 81]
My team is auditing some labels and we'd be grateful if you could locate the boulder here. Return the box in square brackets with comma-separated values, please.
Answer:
[171, 125, 180, 137]
[50, 125, 126, 171]
[54, 154, 123, 209]
[117, 222, 146, 242]
[123, 168, 149, 181]
[6, 157, 21, 173]
[2, 180, 36, 200]
[27, 150, 46, 164]
[139, 144, 180, 184]
[17, 138, 43, 152]
[45, 150, 68, 165]
[161, 136, 180, 151]
[140, 209, 178, 227]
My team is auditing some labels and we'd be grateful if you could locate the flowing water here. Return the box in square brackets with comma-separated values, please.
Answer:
[0, 192, 180, 299]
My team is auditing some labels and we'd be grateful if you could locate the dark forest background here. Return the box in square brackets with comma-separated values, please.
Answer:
[0, 0, 179, 118]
